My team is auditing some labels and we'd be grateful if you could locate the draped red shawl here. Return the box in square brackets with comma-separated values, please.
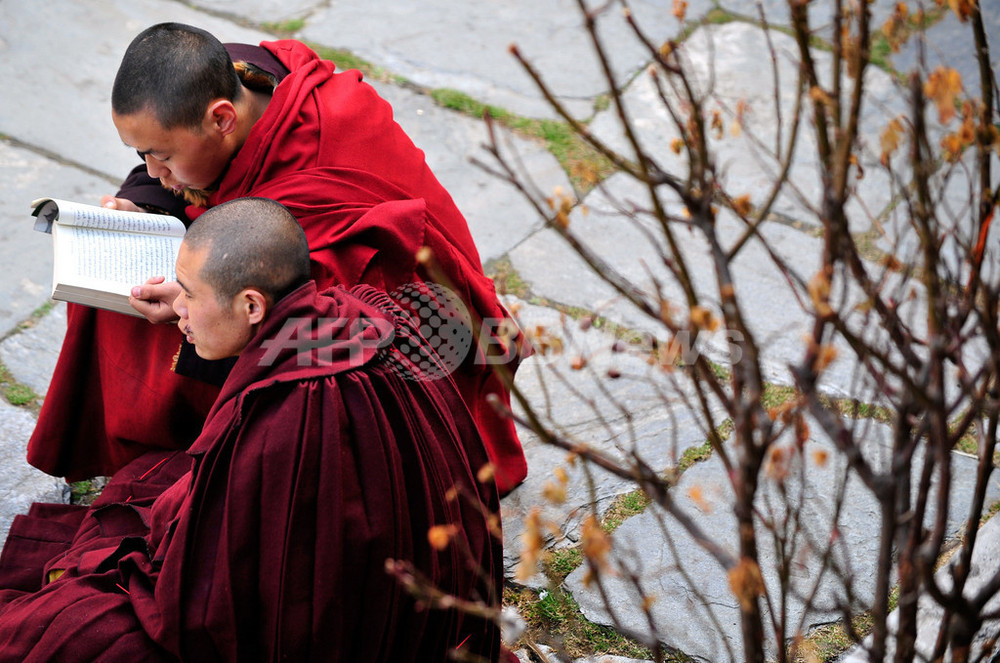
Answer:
[28, 40, 526, 493]
[1, 284, 504, 661]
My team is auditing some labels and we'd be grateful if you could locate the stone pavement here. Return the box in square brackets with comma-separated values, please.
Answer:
[0, 0, 999, 661]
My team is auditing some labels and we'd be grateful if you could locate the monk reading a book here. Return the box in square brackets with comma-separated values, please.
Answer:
[29, 22, 528, 495]
[0, 197, 506, 661]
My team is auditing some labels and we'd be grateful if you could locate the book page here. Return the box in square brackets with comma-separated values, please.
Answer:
[52, 224, 182, 296]
[33, 198, 185, 237]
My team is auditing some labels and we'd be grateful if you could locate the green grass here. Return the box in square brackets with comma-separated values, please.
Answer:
[762, 384, 797, 410]
[981, 500, 1000, 526]
[0, 301, 61, 412]
[484, 256, 532, 300]
[679, 438, 714, 472]
[543, 547, 584, 584]
[430, 88, 616, 192]
[829, 397, 893, 423]
[794, 588, 899, 661]
[261, 18, 305, 35]
[5, 383, 36, 406]
[0, 363, 39, 410]
[601, 489, 652, 533]
[309, 43, 405, 85]
[69, 479, 106, 506]
[505, 585, 662, 660]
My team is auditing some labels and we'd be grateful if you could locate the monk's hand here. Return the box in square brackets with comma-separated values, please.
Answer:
[100, 195, 143, 213]
[130, 276, 182, 324]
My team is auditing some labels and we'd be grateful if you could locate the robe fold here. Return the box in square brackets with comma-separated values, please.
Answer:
[1, 283, 504, 662]
[28, 40, 527, 494]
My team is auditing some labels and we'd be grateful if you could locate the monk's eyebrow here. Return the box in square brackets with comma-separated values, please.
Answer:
[176, 276, 191, 293]
[123, 142, 156, 159]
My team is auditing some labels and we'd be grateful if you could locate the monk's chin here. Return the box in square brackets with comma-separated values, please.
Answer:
[160, 182, 212, 208]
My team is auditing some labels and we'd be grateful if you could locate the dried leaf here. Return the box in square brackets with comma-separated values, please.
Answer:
[948, 0, 976, 21]
[517, 508, 546, 581]
[711, 110, 724, 139]
[813, 344, 838, 373]
[688, 485, 711, 512]
[881, 3, 910, 52]
[672, 0, 688, 21]
[795, 415, 810, 446]
[765, 446, 791, 482]
[581, 515, 611, 569]
[732, 193, 753, 217]
[542, 481, 567, 504]
[690, 305, 720, 332]
[657, 340, 681, 371]
[728, 557, 765, 611]
[659, 299, 674, 325]
[427, 524, 458, 551]
[477, 463, 495, 484]
[809, 86, 833, 108]
[807, 271, 833, 316]
[554, 466, 569, 485]
[731, 99, 747, 137]
[880, 116, 905, 166]
[812, 449, 829, 467]
[842, 31, 862, 78]
[924, 67, 963, 124]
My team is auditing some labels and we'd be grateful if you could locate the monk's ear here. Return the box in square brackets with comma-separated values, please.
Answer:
[239, 288, 270, 326]
[205, 99, 238, 136]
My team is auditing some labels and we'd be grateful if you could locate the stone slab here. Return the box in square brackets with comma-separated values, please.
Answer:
[717, 0, 898, 42]
[502, 298, 727, 584]
[299, 0, 713, 120]
[842, 511, 1000, 662]
[372, 84, 570, 262]
[0, 399, 68, 547]
[508, 171, 908, 398]
[188, 0, 323, 23]
[587, 22, 903, 235]
[0, 0, 272, 181]
[563, 419, 1000, 661]
[0, 303, 66, 398]
[890, 5, 1000, 99]
[514, 643, 653, 663]
[0, 141, 116, 337]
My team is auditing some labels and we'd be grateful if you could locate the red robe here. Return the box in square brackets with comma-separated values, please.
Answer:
[0, 283, 504, 662]
[28, 40, 527, 494]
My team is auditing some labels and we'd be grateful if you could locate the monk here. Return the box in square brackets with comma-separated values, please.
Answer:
[0, 197, 505, 661]
[29, 22, 528, 494]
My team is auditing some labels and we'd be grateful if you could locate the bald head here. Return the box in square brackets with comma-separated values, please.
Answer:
[183, 197, 311, 306]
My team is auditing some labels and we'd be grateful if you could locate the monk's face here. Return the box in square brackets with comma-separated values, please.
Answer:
[113, 106, 234, 193]
[173, 243, 255, 360]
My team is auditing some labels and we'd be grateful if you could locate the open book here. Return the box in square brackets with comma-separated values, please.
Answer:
[31, 198, 185, 317]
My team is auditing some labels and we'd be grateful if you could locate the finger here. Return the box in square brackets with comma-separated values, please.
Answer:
[128, 296, 179, 324]
[131, 277, 167, 301]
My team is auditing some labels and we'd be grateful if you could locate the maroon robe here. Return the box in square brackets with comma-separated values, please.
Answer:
[0, 283, 504, 662]
[28, 40, 528, 494]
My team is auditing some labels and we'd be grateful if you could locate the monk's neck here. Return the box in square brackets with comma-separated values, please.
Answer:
[231, 87, 272, 150]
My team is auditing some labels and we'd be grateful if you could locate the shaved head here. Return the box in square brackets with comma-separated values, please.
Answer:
[112, 22, 240, 129]
[183, 197, 311, 305]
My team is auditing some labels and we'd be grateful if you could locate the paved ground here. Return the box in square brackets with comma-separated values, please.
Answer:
[1, 1, 999, 661]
